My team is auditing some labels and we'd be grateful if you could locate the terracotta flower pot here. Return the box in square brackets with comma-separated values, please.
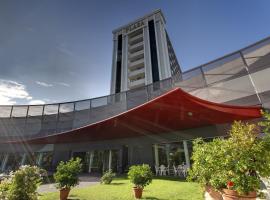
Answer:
[60, 188, 70, 200]
[133, 187, 143, 199]
[205, 185, 223, 200]
[222, 189, 256, 200]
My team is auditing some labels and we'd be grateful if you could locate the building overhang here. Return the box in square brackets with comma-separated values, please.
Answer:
[5, 88, 262, 144]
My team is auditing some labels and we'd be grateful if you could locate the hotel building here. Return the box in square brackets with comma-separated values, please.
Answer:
[110, 9, 181, 93]
[0, 10, 269, 174]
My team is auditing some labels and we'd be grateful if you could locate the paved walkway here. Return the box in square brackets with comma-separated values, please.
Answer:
[38, 175, 100, 193]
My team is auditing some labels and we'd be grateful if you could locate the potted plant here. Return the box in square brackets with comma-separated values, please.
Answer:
[54, 157, 82, 200]
[100, 170, 116, 184]
[128, 164, 153, 199]
[187, 138, 224, 200]
[188, 111, 270, 200]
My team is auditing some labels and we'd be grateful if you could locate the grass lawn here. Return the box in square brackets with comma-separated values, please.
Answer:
[39, 176, 203, 200]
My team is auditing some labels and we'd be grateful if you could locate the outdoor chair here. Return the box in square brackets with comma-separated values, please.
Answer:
[173, 165, 178, 176]
[177, 165, 184, 176]
[182, 164, 189, 177]
[159, 165, 167, 176]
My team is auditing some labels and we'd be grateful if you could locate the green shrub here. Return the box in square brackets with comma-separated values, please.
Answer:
[128, 164, 153, 189]
[54, 157, 82, 190]
[7, 165, 44, 200]
[188, 114, 270, 194]
[187, 137, 227, 189]
[100, 170, 115, 184]
[0, 178, 11, 200]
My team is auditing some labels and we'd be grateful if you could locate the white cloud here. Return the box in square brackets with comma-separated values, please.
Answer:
[36, 81, 53, 87]
[0, 79, 32, 105]
[29, 99, 45, 105]
[56, 44, 74, 57]
[55, 82, 70, 87]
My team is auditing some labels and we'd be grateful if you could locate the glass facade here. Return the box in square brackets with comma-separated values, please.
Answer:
[5, 153, 24, 171]
[39, 152, 53, 171]
[115, 34, 122, 93]
[153, 140, 194, 169]
[148, 20, 160, 83]
[166, 31, 182, 81]
[0, 151, 53, 172]
[154, 143, 186, 166]
[72, 149, 119, 173]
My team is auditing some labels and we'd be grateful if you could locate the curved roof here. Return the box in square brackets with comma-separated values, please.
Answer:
[6, 87, 261, 144]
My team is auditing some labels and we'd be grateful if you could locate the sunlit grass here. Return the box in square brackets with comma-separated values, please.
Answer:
[39, 176, 203, 200]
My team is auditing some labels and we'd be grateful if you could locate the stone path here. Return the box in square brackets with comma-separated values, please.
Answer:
[38, 175, 100, 193]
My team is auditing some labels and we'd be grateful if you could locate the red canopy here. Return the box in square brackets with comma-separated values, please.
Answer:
[7, 88, 262, 144]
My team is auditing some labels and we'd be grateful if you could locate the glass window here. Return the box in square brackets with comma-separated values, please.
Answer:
[157, 145, 167, 166]
[5, 153, 24, 171]
[40, 152, 53, 171]
[168, 143, 185, 166]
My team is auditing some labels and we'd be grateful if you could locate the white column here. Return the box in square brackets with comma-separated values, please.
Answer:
[1, 153, 9, 172]
[108, 150, 112, 171]
[154, 144, 159, 167]
[88, 151, 94, 173]
[20, 153, 27, 166]
[36, 152, 43, 167]
[160, 25, 171, 78]
[154, 15, 171, 80]
[143, 22, 153, 85]
[110, 35, 118, 94]
[153, 15, 162, 80]
[102, 151, 106, 172]
[183, 140, 190, 168]
[121, 33, 128, 91]
[165, 144, 170, 166]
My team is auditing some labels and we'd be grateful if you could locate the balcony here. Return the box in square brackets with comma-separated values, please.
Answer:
[129, 58, 144, 70]
[129, 49, 144, 62]
[129, 33, 143, 45]
[129, 41, 144, 53]
[129, 67, 145, 79]
[129, 78, 145, 89]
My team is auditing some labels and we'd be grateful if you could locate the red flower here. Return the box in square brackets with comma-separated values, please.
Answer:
[227, 181, 234, 189]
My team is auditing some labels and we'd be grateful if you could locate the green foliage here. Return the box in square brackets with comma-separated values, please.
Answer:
[5, 165, 44, 200]
[188, 114, 270, 194]
[0, 178, 11, 200]
[128, 164, 153, 189]
[54, 157, 82, 190]
[260, 110, 270, 133]
[100, 170, 116, 184]
[187, 137, 227, 189]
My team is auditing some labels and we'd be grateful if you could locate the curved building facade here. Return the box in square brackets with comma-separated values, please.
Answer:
[0, 10, 269, 173]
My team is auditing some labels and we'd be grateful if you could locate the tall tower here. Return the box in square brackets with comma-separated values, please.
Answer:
[110, 9, 181, 94]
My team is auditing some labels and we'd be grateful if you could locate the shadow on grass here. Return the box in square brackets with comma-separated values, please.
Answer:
[110, 182, 125, 185]
[114, 175, 128, 180]
[144, 197, 165, 200]
[114, 175, 187, 183]
[153, 176, 187, 182]
[67, 194, 81, 200]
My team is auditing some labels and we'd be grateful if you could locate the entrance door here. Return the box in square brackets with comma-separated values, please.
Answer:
[91, 150, 108, 173]
[122, 146, 129, 173]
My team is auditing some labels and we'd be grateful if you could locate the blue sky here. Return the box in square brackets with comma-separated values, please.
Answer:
[0, 0, 270, 105]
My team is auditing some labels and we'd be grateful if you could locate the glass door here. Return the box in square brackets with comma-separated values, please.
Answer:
[72, 152, 88, 173]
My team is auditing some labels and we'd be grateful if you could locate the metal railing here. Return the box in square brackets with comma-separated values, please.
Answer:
[0, 35, 270, 140]
[0, 78, 173, 119]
